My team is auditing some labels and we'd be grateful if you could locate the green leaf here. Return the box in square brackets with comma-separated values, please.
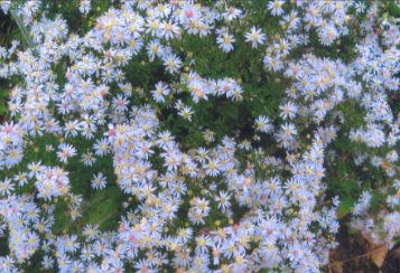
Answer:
[337, 196, 354, 219]
[0, 103, 6, 113]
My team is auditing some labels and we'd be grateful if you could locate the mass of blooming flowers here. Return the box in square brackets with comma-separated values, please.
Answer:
[0, 0, 399, 272]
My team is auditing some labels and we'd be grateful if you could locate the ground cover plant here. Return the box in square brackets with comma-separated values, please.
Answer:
[0, 0, 400, 272]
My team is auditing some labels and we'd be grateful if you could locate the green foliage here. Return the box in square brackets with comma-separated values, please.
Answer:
[0, 86, 7, 117]
[387, 0, 400, 17]
[337, 195, 356, 219]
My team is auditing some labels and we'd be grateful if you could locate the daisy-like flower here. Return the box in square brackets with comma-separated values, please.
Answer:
[13, 172, 28, 187]
[64, 120, 82, 138]
[244, 26, 266, 48]
[146, 39, 164, 61]
[195, 234, 212, 255]
[151, 81, 170, 103]
[157, 130, 175, 149]
[160, 20, 181, 40]
[80, 245, 95, 262]
[93, 138, 110, 157]
[276, 38, 291, 55]
[177, 227, 193, 244]
[0, 0, 11, 13]
[174, 99, 185, 111]
[178, 105, 194, 121]
[80, 114, 98, 140]
[81, 151, 96, 166]
[146, 17, 161, 37]
[217, 33, 235, 53]
[57, 143, 77, 163]
[112, 94, 129, 113]
[268, 0, 285, 16]
[319, 24, 338, 46]
[27, 161, 42, 179]
[222, 6, 243, 21]
[0, 177, 14, 196]
[134, 140, 154, 159]
[57, 98, 74, 115]
[238, 139, 252, 151]
[91, 172, 107, 190]
[280, 123, 297, 139]
[162, 148, 182, 172]
[214, 191, 231, 210]
[82, 224, 99, 240]
[204, 158, 220, 177]
[163, 54, 182, 74]
[355, 2, 366, 14]
[79, 0, 91, 15]
[20, 0, 41, 24]
[279, 101, 298, 120]
[41, 255, 55, 270]
[203, 129, 215, 143]
[255, 115, 273, 133]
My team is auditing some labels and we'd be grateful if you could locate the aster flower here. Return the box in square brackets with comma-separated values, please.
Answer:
[244, 26, 266, 48]
[204, 158, 220, 177]
[79, 0, 91, 15]
[157, 131, 175, 149]
[146, 17, 161, 37]
[0, 177, 14, 196]
[27, 161, 43, 179]
[93, 138, 110, 157]
[146, 39, 164, 61]
[163, 54, 182, 74]
[280, 123, 297, 138]
[279, 101, 298, 120]
[57, 143, 77, 163]
[160, 20, 181, 40]
[41, 255, 55, 269]
[91, 172, 107, 190]
[217, 33, 235, 53]
[151, 81, 170, 103]
[195, 234, 212, 255]
[64, 120, 82, 138]
[178, 105, 193, 121]
[112, 94, 129, 113]
[0, 1, 11, 13]
[13, 172, 28, 187]
[268, 0, 285, 16]
[214, 191, 231, 210]
[81, 151, 96, 166]
[319, 24, 338, 46]
[255, 115, 273, 133]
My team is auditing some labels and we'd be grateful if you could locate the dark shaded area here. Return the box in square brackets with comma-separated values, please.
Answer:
[330, 223, 400, 273]
[0, 230, 9, 256]
[330, 223, 380, 273]
[0, 12, 16, 46]
[0, 13, 16, 121]
[382, 244, 400, 273]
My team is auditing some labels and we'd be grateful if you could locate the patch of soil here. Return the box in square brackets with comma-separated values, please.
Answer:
[329, 223, 400, 273]
[329, 223, 379, 273]
[382, 245, 400, 273]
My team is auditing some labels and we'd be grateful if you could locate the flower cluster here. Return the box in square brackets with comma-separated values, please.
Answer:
[0, 1, 399, 273]
[34, 165, 70, 200]
[0, 122, 24, 169]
